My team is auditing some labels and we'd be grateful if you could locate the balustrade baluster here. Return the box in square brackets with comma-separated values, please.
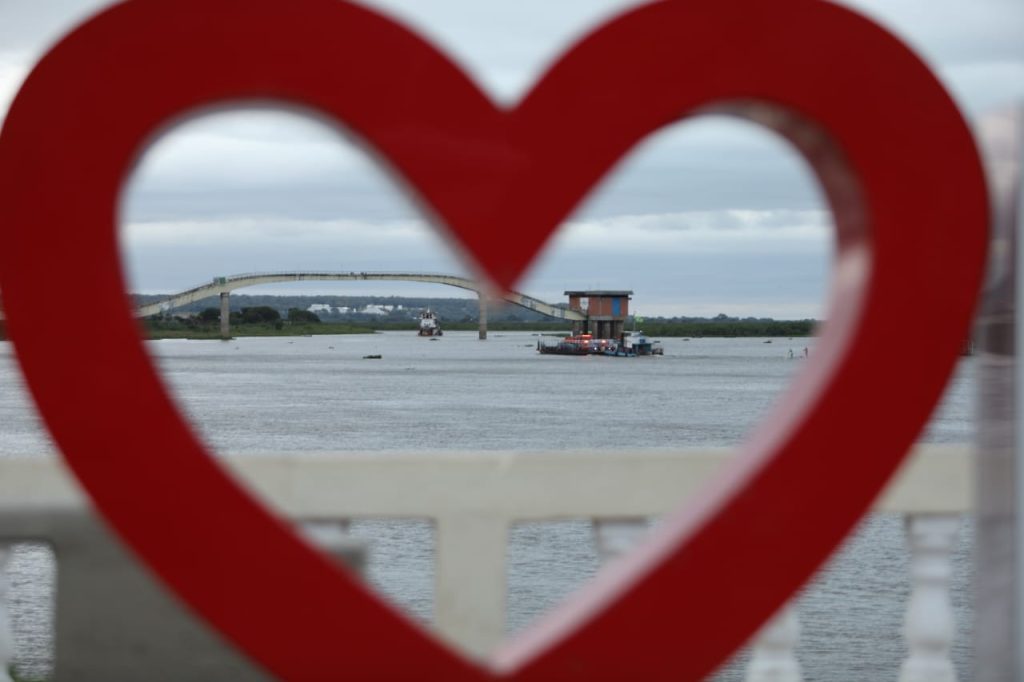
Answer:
[744, 603, 802, 682]
[899, 513, 960, 682]
[0, 545, 14, 682]
[593, 518, 647, 562]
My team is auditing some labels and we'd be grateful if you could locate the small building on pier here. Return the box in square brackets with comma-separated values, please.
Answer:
[565, 290, 633, 340]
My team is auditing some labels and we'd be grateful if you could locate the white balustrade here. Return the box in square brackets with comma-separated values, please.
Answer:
[0, 445, 973, 677]
[0, 545, 14, 682]
[745, 603, 803, 682]
[898, 514, 961, 682]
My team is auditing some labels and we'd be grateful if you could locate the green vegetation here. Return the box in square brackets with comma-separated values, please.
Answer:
[365, 319, 569, 333]
[287, 308, 322, 324]
[126, 295, 818, 340]
[237, 305, 282, 325]
[142, 307, 374, 340]
[638, 317, 816, 337]
[132, 293, 508, 325]
[143, 325, 364, 339]
[449, 318, 816, 336]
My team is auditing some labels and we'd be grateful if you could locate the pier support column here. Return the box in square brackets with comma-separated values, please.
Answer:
[0, 545, 13, 682]
[219, 292, 230, 340]
[975, 109, 1020, 682]
[478, 295, 487, 340]
[899, 514, 959, 682]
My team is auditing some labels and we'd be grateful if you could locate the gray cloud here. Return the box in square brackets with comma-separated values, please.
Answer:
[845, 0, 1023, 68]
[3, 0, 1020, 318]
[0, 0, 108, 54]
[122, 210, 830, 319]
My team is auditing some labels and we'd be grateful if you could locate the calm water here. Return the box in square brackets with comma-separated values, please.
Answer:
[0, 332, 974, 680]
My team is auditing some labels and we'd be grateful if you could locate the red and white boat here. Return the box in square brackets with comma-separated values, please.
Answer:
[418, 309, 443, 336]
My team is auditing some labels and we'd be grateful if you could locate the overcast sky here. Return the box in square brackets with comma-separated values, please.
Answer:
[2, 0, 1022, 318]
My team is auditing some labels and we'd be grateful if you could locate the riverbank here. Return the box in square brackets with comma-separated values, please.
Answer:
[0, 319, 818, 342]
[143, 321, 375, 340]
[327, 319, 818, 337]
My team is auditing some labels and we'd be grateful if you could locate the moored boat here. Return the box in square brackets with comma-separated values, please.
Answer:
[624, 330, 663, 356]
[418, 309, 443, 336]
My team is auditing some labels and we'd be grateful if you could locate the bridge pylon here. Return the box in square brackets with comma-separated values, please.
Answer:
[478, 296, 487, 340]
[220, 292, 230, 340]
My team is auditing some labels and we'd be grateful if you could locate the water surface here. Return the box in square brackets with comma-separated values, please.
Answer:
[0, 332, 974, 679]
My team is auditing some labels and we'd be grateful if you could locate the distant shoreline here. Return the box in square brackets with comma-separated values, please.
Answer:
[0, 319, 818, 342]
[139, 318, 817, 340]
[143, 321, 374, 340]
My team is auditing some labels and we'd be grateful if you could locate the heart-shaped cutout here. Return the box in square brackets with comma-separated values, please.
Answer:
[0, 0, 987, 679]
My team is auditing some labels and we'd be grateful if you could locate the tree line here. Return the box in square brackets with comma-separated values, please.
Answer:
[131, 297, 818, 339]
[162, 306, 323, 330]
[639, 318, 817, 337]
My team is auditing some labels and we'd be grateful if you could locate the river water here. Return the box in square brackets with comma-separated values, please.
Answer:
[0, 332, 974, 680]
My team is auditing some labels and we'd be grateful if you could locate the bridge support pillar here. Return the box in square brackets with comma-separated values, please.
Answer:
[478, 295, 487, 340]
[219, 292, 230, 340]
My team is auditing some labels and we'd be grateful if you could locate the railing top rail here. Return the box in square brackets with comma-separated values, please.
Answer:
[0, 444, 973, 663]
[0, 444, 972, 519]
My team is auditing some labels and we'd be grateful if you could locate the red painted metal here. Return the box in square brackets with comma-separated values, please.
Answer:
[0, 0, 987, 680]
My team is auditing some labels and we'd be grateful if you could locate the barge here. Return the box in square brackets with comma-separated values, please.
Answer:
[536, 333, 613, 355]
[537, 331, 664, 356]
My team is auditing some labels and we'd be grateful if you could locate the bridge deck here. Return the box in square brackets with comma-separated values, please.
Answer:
[135, 271, 586, 322]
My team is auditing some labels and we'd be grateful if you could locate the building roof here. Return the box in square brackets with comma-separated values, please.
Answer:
[563, 290, 633, 297]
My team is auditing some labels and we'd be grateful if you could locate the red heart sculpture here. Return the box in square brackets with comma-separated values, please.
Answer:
[0, 0, 987, 679]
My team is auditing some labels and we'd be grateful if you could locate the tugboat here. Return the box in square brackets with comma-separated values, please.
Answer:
[624, 331, 664, 356]
[418, 309, 443, 337]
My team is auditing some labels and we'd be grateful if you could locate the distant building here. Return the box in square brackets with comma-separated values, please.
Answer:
[305, 303, 400, 316]
[564, 290, 633, 339]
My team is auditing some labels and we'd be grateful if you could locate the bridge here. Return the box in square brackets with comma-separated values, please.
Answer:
[135, 271, 586, 339]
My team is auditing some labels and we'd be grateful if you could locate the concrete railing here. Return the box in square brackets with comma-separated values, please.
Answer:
[0, 444, 971, 681]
